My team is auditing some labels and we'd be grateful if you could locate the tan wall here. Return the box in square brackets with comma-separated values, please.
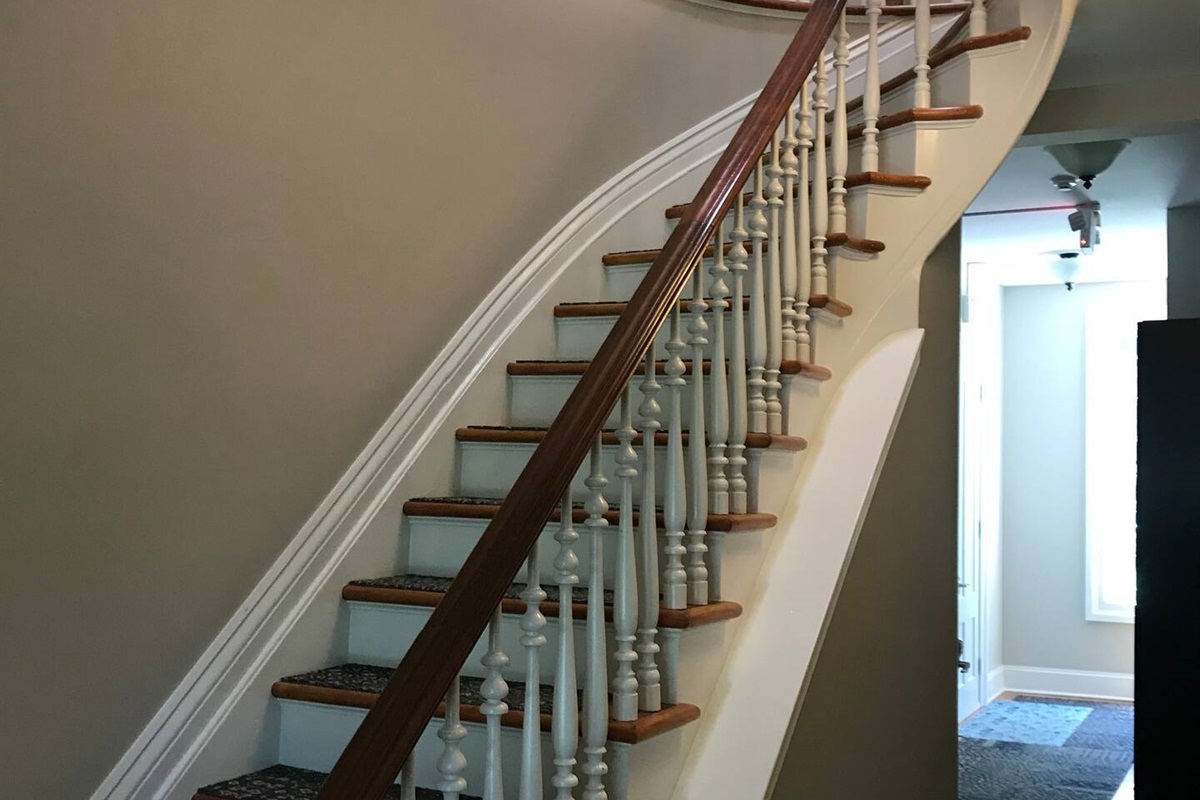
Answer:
[771, 226, 962, 800]
[0, 2, 798, 796]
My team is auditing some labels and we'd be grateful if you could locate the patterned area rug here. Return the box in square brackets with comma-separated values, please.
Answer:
[959, 696, 1133, 800]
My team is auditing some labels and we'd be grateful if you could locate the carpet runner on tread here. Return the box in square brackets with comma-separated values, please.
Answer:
[347, 573, 616, 606]
[196, 764, 481, 800]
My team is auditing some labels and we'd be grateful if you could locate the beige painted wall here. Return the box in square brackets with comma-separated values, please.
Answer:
[771, 226, 962, 800]
[0, 2, 799, 796]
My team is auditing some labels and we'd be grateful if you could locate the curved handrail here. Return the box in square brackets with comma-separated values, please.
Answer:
[315, 2, 849, 797]
[689, 0, 970, 17]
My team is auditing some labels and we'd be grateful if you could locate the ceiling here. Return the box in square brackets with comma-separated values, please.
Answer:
[968, 0, 1200, 219]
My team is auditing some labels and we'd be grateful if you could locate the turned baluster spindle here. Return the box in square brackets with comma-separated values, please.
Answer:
[519, 543, 547, 799]
[747, 161, 769, 434]
[612, 389, 640, 722]
[970, 0, 988, 38]
[636, 346, 662, 712]
[480, 606, 510, 800]
[551, 491, 581, 800]
[764, 127, 785, 435]
[811, 47, 831, 300]
[707, 223, 731, 516]
[662, 304, 689, 610]
[401, 756, 416, 800]
[686, 264, 710, 606]
[862, 0, 883, 174]
[915, 0, 932, 109]
[727, 196, 751, 515]
[795, 77, 815, 365]
[437, 677, 469, 800]
[830, 11, 850, 237]
[780, 103, 800, 365]
[582, 435, 609, 800]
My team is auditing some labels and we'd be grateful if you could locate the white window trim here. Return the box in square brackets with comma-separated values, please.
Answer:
[1083, 291, 1165, 624]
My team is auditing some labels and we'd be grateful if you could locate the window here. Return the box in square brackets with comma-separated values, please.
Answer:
[1083, 292, 1165, 623]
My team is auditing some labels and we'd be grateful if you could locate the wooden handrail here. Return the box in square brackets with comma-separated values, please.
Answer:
[315, 2, 848, 797]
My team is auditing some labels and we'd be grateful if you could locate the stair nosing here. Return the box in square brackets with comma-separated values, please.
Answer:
[272, 669, 701, 745]
[507, 356, 834, 382]
[343, 582, 743, 630]
[454, 425, 809, 451]
[402, 497, 777, 533]
[664, 172, 931, 219]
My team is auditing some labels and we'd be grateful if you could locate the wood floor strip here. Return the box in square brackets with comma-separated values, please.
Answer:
[808, 294, 853, 317]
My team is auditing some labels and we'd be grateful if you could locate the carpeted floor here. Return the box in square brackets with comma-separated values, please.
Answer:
[958, 695, 1133, 800]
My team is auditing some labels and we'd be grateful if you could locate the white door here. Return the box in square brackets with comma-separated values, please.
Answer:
[957, 291, 985, 721]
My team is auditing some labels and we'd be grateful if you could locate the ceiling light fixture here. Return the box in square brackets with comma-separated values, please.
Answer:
[1044, 139, 1131, 189]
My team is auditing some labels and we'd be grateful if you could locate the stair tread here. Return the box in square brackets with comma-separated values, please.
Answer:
[343, 573, 744, 630]
[841, 26, 1034, 116]
[664, 172, 931, 219]
[404, 496, 777, 532]
[726, 0, 970, 15]
[555, 295, 852, 318]
[844, 104, 984, 142]
[456, 425, 810, 451]
[273, 664, 700, 745]
[603, 233, 882, 266]
[195, 764, 471, 800]
[508, 356, 834, 381]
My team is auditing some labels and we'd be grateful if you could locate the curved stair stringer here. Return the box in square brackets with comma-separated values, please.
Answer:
[661, 1, 1078, 798]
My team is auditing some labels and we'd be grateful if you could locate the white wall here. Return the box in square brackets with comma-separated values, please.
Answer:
[1000, 280, 1165, 678]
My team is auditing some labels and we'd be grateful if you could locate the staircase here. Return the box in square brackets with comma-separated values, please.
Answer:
[186, 1, 1075, 799]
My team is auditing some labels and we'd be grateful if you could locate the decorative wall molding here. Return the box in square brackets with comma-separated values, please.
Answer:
[87, 89, 761, 800]
[999, 666, 1135, 702]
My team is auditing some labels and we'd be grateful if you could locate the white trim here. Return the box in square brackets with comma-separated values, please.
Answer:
[998, 665, 1135, 702]
[87, 89, 761, 800]
[986, 667, 1006, 702]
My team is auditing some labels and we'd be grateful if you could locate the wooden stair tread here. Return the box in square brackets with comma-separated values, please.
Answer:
[343, 574, 744, 631]
[555, 296, 852, 319]
[825, 231, 886, 253]
[603, 232, 883, 266]
[664, 172, 930, 219]
[272, 665, 700, 745]
[403, 496, 778, 533]
[456, 425, 809, 451]
[508, 357, 832, 382]
[195, 765, 470, 800]
[720, 0, 970, 16]
[842, 27, 1033, 116]
[844, 104, 984, 142]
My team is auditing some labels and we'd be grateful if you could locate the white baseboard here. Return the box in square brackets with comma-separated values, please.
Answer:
[998, 665, 1134, 702]
[986, 667, 1006, 702]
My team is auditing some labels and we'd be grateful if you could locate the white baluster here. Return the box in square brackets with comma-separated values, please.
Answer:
[582, 435, 609, 800]
[795, 77, 815, 365]
[765, 127, 785, 435]
[438, 677, 469, 800]
[401, 755, 417, 800]
[780, 103, 800, 365]
[480, 606, 509, 800]
[707, 223, 731, 515]
[727, 196, 750, 515]
[915, 0, 932, 109]
[636, 346, 662, 713]
[519, 543, 547, 799]
[662, 304, 689, 610]
[687, 265, 710, 606]
[612, 389, 639, 722]
[747, 161, 769, 434]
[830, 11, 850, 236]
[552, 491, 580, 800]
[812, 48, 831, 300]
[862, 0, 883, 174]
[970, 0, 988, 38]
